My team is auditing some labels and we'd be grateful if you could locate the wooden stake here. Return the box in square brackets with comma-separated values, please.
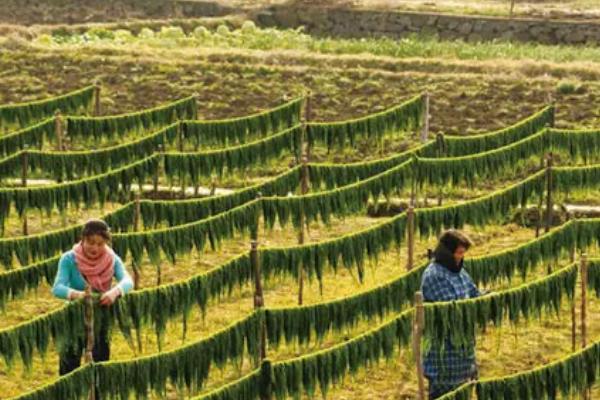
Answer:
[304, 91, 312, 160]
[297, 155, 309, 305]
[93, 80, 101, 116]
[132, 194, 141, 290]
[55, 110, 64, 152]
[535, 156, 545, 238]
[407, 202, 415, 271]
[177, 121, 184, 152]
[153, 144, 162, 197]
[83, 285, 96, 400]
[420, 92, 430, 143]
[545, 152, 554, 233]
[413, 291, 426, 400]
[177, 126, 186, 199]
[581, 252, 590, 400]
[192, 92, 200, 118]
[436, 132, 445, 206]
[509, 0, 515, 18]
[581, 253, 588, 349]
[564, 212, 577, 352]
[210, 179, 217, 196]
[251, 240, 267, 360]
[21, 149, 28, 236]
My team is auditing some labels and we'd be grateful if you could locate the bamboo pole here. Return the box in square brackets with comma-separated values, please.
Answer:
[251, 240, 267, 360]
[21, 149, 28, 236]
[407, 202, 415, 271]
[545, 152, 554, 233]
[581, 253, 590, 400]
[192, 92, 200, 118]
[83, 285, 95, 400]
[566, 212, 577, 352]
[413, 291, 426, 400]
[297, 155, 309, 305]
[132, 193, 141, 290]
[535, 156, 545, 238]
[93, 80, 101, 116]
[304, 91, 312, 160]
[153, 144, 162, 197]
[420, 92, 430, 143]
[55, 110, 64, 152]
[436, 132, 445, 206]
[581, 253, 588, 349]
[177, 125, 186, 199]
[250, 192, 266, 359]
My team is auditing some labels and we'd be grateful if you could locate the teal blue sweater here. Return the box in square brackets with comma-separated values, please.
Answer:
[52, 250, 134, 299]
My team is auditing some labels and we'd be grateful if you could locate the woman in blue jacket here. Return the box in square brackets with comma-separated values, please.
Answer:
[52, 219, 133, 377]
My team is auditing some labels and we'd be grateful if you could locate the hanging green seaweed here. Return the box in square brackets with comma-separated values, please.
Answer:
[182, 97, 303, 148]
[262, 158, 413, 230]
[260, 213, 408, 286]
[163, 124, 302, 185]
[426, 106, 554, 157]
[549, 128, 600, 164]
[270, 309, 414, 400]
[0, 301, 85, 369]
[436, 382, 475, 400]
[66, 96, 196, 140]
[0, 155, 158, 230]
[308, 142, 431, 190]
[0, 201, 135, 270]
[113, 201, 260, 267]
[415, 170, 546, 238]
[464, 219, 588, 286]
[0, 86, 94, 128]
[554, 164, 600, 194]
[139, 167, 301, 229]
[0, 255, 61, 308]
[0, 118, 56, 158]
[587, 258, 600, 298]
[115, 254, 252, 346]
[307, 94, 424, 150]
[265, 262, 425, 348]
[415, 129, 549, 188]
[190, 365, 263, 400]
[476, 339, 600, 400]
[96, 312, 263, 399]
[424, 262, 577, 352]
[3, 123, 179, 181]
[7, 364, 93, 400]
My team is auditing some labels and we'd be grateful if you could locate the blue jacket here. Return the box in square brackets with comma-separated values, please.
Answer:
[52, 250, 133, 299]
[421, 261, 480, 384]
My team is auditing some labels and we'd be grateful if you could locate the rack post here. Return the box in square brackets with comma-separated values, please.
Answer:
[407, 202, 415, 271]
[297, 155, 309, 305]
[84, 285, 95, 400]
[93, 80, 101, 116]
[545, 152, 554, 233]
[132, 194, 141, 289]
[420, 92, 430, 143]
[21, 149, 28, 236]
[55, 110, 64, 152]
[413, 292, 426, 400]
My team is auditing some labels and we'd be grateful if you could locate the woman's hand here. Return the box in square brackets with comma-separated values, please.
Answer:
[99, 287, 122, 306]
[68, 289, 86, 300]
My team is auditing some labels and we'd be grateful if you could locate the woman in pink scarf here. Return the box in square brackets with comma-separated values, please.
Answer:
[52, 219, 133, 382]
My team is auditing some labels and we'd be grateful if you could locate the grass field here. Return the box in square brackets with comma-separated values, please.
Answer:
[1, 19, 600, 400]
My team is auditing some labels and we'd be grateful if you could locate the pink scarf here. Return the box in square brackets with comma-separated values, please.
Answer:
[73, 242, 115, 292]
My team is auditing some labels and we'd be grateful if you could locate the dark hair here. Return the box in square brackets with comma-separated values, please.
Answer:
[81, 219, 111, 241]
[438, 229, 472, 253]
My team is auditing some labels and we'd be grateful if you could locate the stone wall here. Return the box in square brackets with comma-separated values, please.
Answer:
[255, 6, 600, 46]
